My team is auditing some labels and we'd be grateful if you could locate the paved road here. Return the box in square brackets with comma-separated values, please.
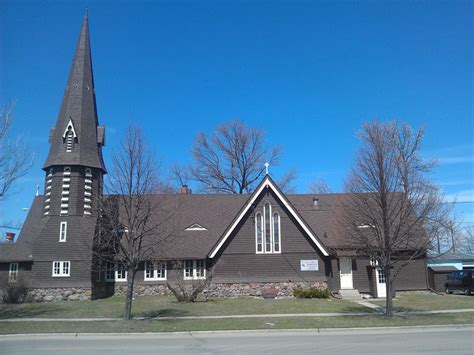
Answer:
[1, 327, 473, 354]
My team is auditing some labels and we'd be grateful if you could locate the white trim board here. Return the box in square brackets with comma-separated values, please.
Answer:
[209, 176, 329, 258]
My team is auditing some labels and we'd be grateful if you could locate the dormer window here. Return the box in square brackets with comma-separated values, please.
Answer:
[62, 119, 77, 152]
[256, 202, 282, 254]
[185, 223, 207, 231]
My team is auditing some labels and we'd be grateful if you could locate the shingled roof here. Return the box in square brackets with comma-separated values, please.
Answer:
[0, 196, 46, 262]
[0, 191, 364, 262]
[122, 190, 348, 260]
[42, 12, 106, 172]
[3, 187, 428, 262]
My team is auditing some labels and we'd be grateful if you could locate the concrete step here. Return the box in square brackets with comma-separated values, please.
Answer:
[339, 289, 361, 300]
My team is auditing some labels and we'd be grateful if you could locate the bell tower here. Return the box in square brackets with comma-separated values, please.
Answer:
[42, 12, 106, 217]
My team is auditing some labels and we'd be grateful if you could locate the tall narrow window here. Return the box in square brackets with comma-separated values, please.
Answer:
[255, 203, 282, 254]
[264, 202, 272, 253]
[59, 222, 67, 242]
[84, 168, 92, 215]
[105, 262, 114, 281]
[61, 167, 71, 215]
[116, 263, 127, 281]
[273, 213, 280, 253]
[62, 119, 77, 152]
[255, 213, 263, 253]
[195, 260, 206, 279]
[66, 128, 74, 152]
[44, 168, 53, 215]
[9, 263, 18, 283]
[184, 260, 193, 279]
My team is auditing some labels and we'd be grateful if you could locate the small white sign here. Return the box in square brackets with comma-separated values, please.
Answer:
[300, 260, 319, 271]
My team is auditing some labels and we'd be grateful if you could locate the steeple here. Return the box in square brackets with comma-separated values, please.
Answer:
[43, 12, 106, 172]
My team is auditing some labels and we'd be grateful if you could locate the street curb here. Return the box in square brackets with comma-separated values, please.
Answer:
[0, 324, 473, 338]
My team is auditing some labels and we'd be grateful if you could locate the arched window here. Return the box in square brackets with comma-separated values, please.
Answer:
[273, 213, 280, 253]
[62, 119, 77, 152]
[256, 202, 282, 254]
[255, 213, 263, 253]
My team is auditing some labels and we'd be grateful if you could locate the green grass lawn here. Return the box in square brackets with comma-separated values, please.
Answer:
[0, 295, 370, 320]
[0, 313, 472, 335]
[369, 292, 474, 312]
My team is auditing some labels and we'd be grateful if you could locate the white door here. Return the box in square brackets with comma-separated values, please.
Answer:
[375, 268, 386, 298]
[339, 258, 353, 289]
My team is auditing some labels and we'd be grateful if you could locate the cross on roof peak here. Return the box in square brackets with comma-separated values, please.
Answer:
[264, 162, 270, 175]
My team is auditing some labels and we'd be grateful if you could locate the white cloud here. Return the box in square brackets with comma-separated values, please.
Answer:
[438, 179, 474, 187]
[438, 156, 474, 165]
[445, 189, 474, 203]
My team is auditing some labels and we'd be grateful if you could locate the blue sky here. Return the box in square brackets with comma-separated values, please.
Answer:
[0, 0, 472, 229]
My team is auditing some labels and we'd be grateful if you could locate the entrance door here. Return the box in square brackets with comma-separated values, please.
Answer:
[375, 268, 387, 298]
[339, 258, 353, 289]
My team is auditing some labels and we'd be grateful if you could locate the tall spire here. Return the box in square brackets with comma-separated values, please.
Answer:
[43, 13, 106, 172]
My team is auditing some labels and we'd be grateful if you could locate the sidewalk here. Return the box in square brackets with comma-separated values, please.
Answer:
[1, 308, 473, 322]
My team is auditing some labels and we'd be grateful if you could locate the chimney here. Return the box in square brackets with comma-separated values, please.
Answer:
[179, 185, 192, 194]
[313, 198, 319, 210]
[5, 232, 15, 242]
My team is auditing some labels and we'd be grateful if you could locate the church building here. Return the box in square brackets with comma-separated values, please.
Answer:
[0, 14, 428, 301]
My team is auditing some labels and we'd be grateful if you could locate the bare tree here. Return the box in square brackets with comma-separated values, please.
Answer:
[0, 101, 34, 200]
[308, 178, 332, 194]
[190, 119, 295, 193]
[95, 125, 175, 320]
[166, 261, 213, 302]
[342, 121, 454, 317]
[456, 227, 474, 254]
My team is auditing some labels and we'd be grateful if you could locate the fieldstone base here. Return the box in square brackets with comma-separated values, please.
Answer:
[208, 281, 328, 298]
[28, 287, 92, 302]
[114, 284, 169, 296]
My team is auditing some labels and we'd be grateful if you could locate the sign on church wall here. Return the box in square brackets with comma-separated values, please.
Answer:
[300, 260, 319, 271]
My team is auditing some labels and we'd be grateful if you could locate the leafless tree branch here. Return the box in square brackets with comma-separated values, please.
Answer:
[0, 101, 35, 201]
[190, 119, 295, 193]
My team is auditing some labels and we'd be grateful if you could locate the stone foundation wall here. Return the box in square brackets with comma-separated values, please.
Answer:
[18, 281, 328, 302]
[114, 284, 169, 296]
[208, 281, 328, 298]
[27, 287, 92, 302]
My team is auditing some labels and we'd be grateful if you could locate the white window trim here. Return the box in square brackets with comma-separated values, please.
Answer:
[52, 261, 70, 277]
[9, 263, 18, 283]
[144, 261, 167, 281]
[115, 264, 128, 282]
[59, 221, 67, 242]
[183, 260, 206, 280]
